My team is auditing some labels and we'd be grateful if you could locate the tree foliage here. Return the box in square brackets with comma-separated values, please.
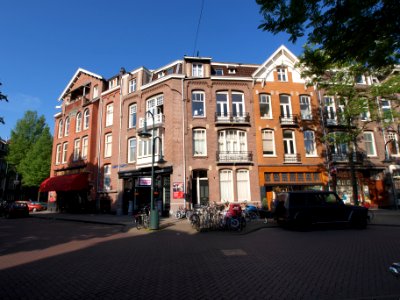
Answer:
[0, 82, 8, 124]
[256, 0, 400, 70]
[6, 111, 52, 187]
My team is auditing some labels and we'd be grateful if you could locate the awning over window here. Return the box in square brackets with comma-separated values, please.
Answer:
[39, 173, 89, 192]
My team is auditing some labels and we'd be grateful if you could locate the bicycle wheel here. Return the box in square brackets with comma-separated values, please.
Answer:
[229, 218, 240, 231]
[191, 214, 200, 231]
[143, 215, 149, 229]
[135, 216, 142, 230]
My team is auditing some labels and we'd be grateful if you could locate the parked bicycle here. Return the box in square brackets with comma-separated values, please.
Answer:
[134, 206, 150, 230]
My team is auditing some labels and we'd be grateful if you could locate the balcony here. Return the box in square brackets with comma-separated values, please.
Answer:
[215, 112, 250, 125]
[138, 113, 164, 129]
[331, 152, 365, 163]
[284, 153, 301, 163]
[216, 151, 253, 164]
[279, 115, 299, 126]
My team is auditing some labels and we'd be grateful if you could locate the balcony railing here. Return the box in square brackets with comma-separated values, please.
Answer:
[216, 151, 253, 163]
[215, 112, 250, 124]
[331, 152, 365, 163]
[138, 113, 164, 129]
[284, 153, 301, 163]
[279, 114, 299, 126]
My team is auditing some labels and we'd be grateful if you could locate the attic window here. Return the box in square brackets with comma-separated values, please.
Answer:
[109, 78, 119, 89]
[215, 69, 224, 76]
[158, 71, 165, 78]
[277, 67, 287, 81]
[228, 68, 236, 74]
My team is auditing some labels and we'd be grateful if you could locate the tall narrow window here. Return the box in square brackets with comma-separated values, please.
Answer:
[381, 99, 393, 121]
[128, 137, 137, 163]
[219, 170, 233, 202]
[279, 94, 292, 118]
[387, 132, 399, 156]
[64, 117, 70, 136]
[193, 128, 207, 156]
[231, 92, 244, 118]
[129, 104, 137, 128]
[300, 95, 312, 120]
[192, 91, 205, 117]
[83, 109, 90, 130]
[93, 85, 99, 99]
[55, 144, 61, 164]
[104, 164, 111, 191]
[262, 129, 275, 155]
[259, 94, 272, 118]
[363, 132, 376, 156]
[58, 119, 63, 138]
[324, 96, 336, 123]
[236, 169, 250, 202]
[76, 112, 82, 132]
[304, 130, 317, 156]
[192, 63, 203, 77]
[283, 130, 296, 155]
[81, 136, 88, 159]
[73, 139, 81, 161]
[62, 142, 68, 163]
[216, 92, 229, 118]
[105, 103, 113, 126]
[104, 133, 112, 157]
[128, 79, 137, 93]
[277, 67, 287, 81]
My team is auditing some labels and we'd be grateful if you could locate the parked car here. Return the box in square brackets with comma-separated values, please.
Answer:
[18, 200, 46, 212]
[273, 191, 369, 229]
[3, 201, 29, 218]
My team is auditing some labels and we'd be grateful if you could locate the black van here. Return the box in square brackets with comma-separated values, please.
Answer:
[273, 191, 368, 229]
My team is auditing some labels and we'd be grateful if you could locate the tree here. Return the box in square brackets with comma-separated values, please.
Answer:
[256, 0, 400, 70]
[6, 111, 51, 180]
[0, 82, 8, 124]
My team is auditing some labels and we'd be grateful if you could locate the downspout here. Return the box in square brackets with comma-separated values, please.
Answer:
[96, 92, 104, 212]
[182, 77, 187, 209]
[116, 71, 125, 215]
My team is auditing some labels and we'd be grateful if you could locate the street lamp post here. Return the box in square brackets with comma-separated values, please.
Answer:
[138, 110, 165, 230]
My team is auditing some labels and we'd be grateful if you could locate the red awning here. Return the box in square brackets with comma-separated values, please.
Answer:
[39, 173, 89, 192]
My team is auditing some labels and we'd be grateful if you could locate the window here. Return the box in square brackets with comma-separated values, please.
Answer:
[93, 85, 99, 99]
[73, 139, 81, 161]
[262, 129, 275, 155]
[216, 92, 229, 118]
[304, 130, 317, 156]
[81, 136, 88, 159]
[192, 91, 205, 117]
[283, 130, 296, 155]
[360, 99, 371, 121]
[236, 169, 250, 202]
[104, 133, 112, 157]
[363, 132, 376, 156]
[58, 119, 63, 138]
[83, 109, 90, 130]
[157, 71, 165, 78]
[146, 94, 164, 116]
[76, 112, 82, 132]
[109, 78, 118, 89]
[55, 144, 61, 164]
[215, 68, 223, 75]
[62, 142, 68, 163]
[128, 79, 137, 93]
[324, 96, 337, 123]
[219, 170, 233, 202]
[192, 63, 203, 77]
[64, 117, 70, 136]
[381, 99, 393, 121]
[300, 95, 312, 120]
[277, 67, 287, 81]
[104, 164, 111, 191]
[218, 130, 247, 153]
[228, 68, 236, 74]
[138, 138, 152, 158]
[387, 132, 400, 156]
[279, 94, 292, 118]
[259, 94, 272, 118]
[129, 104, 137, 128]
[128, 137, 137, 163]
[231, 92, 244, 117]
[193, 128, 207, 156]
[105, 103, 113, 126]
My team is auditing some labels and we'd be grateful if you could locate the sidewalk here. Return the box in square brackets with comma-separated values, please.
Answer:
[30, 208, 400, 232]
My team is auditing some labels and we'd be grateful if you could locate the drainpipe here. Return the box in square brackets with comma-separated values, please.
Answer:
[182, 77, 187, 209]
[96, 91, 104, 212]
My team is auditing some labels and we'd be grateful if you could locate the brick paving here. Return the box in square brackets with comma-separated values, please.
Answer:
[0, 212, 400, 299]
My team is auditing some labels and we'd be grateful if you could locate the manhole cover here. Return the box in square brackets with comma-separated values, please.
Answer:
[221, 249, 247, 256]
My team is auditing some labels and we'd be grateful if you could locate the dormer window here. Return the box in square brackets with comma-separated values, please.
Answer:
[192, 63, 203, 77]
[157, 71, 165, 79]
[93, 85, 99, 99]
[215, 69, 224, 76]
[277, 67, 288, 81]
[228, 68, 236, 74]
[129, 79, 136, 93]
[109, 78, 119, 89]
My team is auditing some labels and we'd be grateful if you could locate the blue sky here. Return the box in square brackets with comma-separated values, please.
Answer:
[0, 0, 306, 140]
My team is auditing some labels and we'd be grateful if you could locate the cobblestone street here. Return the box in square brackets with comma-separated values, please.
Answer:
[1, 217, 400, 299]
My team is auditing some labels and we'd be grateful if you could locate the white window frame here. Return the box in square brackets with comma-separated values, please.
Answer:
[324, 96, 337, 124]
[216, 92, 229, 119]
[231, 92, 245, 118]
[58, 119, 63, 138]
[218, 130, 248, 153]
[300, 95, 312, 120]
[104, 133, 112, 158]
[277, 67, 288, 81]
[62, 142, 68, 163]
[236, 169, 250, 202]
[76, 112, 82, 132]
[304, 130, 317, 156]
[128, 137, 137, 163]
[93, 85, 99, 99]
[219, 169, 234, 202]
[55, 144, 61, 165]
[192, 63, 203, 77]
[381, 99, 393, 121]
[363, 132, 377, 156]
[83, 109, 90, 130]
[387, 132, 400, 156]
[193, 128, 207, 156]
[259, 94, 272, 118]
[81, 136, 88, 159]
[262, 129, 275, 156]
[105, 103, 113, 127]
[73, 139, 81, 161]
[279, 94, 292, 119]
[64, 117, 70, 136]
[129, 104, 137, 128]
[283, 130, 296, 155]
[192, 91, 205, 117]
[128, 79, 137, 93]
[104, 164, 111, 191]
